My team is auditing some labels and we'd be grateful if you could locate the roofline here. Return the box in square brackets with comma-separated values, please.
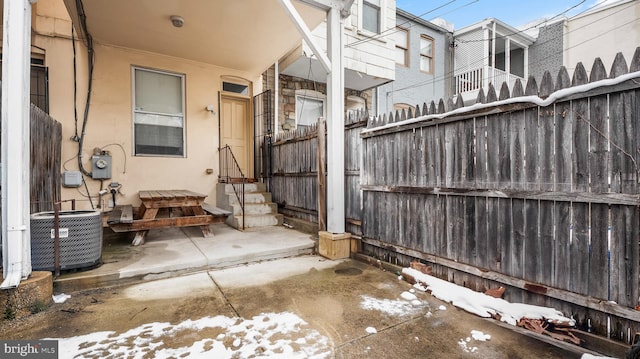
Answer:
[396, 8, 452, 34]
[453, 17, 536, 45]
[569, 0, 634, 21]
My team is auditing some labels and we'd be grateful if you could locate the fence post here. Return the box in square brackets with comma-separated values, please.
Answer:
[317, 118, 326, 231]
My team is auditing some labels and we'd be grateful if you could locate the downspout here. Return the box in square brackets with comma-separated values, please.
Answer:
[1, 0, 35, 288]
[274, 61, 279, 137]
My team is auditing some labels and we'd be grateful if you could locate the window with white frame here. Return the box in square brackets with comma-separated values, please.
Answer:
[362, 0, 381, 33]
[420, 35, 434, 74]
[392, 26, 409, 66]
[295, 91, 325, 129]
[133, 67, 185, 156]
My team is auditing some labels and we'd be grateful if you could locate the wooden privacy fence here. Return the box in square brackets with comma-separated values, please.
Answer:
[30, 104, 62, 213]
[271, 112, 366, 235]
[361, 50, 640, 342]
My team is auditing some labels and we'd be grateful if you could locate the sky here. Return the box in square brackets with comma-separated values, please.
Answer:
[395, 0, 621, 30]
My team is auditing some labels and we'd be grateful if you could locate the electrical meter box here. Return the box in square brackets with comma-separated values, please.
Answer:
[92, 153, 112, 179]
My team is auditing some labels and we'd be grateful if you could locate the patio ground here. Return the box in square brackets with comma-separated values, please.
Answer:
[0, 223, 627, 358]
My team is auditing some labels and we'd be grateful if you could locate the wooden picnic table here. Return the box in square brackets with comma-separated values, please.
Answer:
[108, 189, 230, 246]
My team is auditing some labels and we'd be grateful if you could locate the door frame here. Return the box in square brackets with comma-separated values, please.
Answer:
[219, 92, 254, 178]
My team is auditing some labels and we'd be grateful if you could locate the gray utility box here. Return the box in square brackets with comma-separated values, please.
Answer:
[92, 153, 111, 179]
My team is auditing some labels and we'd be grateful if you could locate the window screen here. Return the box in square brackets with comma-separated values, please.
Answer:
[133, 68, 185, 156]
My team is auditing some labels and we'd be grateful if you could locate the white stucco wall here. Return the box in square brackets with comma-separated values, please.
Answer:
[31, 0, 261, 211]
[564, 0, 640, 74]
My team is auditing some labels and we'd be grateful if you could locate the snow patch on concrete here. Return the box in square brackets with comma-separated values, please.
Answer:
[47, 312, 332, 359]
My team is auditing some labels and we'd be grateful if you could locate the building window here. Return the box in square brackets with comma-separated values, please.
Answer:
[295, 92, 325, 129]
[223, 81, 249, 95]
[420, 35, 434, 74]
[392, 27, 409, 66]
[0, 57, 49, 113]
[133, 67, 185, 156]
[362, 0, 381, 33]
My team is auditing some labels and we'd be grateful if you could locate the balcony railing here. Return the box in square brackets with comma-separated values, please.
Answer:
[454, 66, 524, 96]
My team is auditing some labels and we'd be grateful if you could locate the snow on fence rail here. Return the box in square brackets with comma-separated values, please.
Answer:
[361, 48, 640, 343]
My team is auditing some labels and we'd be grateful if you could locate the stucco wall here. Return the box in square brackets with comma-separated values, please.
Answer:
[33, 0, 261, 210]
[564, 0, 640, 74]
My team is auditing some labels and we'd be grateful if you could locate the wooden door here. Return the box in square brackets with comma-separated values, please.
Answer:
[220, 95, 252, 177]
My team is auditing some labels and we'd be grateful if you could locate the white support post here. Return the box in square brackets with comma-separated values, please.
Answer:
[1, 0, 34, 288]
[491, 22, 496, 87]
[482, 26, 490, 90]
[325, 4, 345, 234]
[505, 38, 511, 88]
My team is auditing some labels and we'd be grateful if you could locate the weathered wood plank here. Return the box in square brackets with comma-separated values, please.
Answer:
[486, 197, 501, 272]
[475, 116, 488, 188]
[465, 196, 477, 265]
[107, 204, 134, 224]
[511, 199, 525, 280]
[553, 201, 571, 290]
[609, 83, 637, 193]
[486, 113, 501, 189]
[571, 203, 590, 295]
[361, 185, 640, 206]
[436, 123, 445, 187]
[512, 108, 526, 189]
[555, 99, 573, 192]
[589, 203, 609, 300]
[361, 237, 640, 322]
[499, 110, 512, 189]
[539, 200, 554, 287]
[588, 64, 609, 194]
[112, 215, 220, 232]
[571, 64, 590, 193]
[539, 104, 555, 192]
[610, 205, 640, 308]
[524, 200, 540, 283]
[200, 203, 232, 217]
[474, 196, 488, 268]
[524, 107, 538, 191]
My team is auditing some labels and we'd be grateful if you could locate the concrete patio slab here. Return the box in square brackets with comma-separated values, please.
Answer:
[54, 223, 316, 293]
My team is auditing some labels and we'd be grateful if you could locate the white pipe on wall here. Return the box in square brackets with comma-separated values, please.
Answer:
[1, 0, 34, 288]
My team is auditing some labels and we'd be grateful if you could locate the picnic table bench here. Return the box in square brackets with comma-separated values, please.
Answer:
[108, 190, 231, 246]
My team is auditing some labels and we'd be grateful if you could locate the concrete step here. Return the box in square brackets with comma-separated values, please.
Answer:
[227, 192, 272, 205]
[226, 213, 284, 229]
[219, 182, 266, 194]
[229, 202, 278, 216]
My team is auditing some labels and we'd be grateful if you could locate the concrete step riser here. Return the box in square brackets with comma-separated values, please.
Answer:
[228, 192, 272, 205]
[230, 203, 278, 216]
[221, 183, 266, 194]
[227, 214, 284, 229]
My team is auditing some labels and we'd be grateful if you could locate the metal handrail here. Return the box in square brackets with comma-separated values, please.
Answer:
[218, 145, 245, 230]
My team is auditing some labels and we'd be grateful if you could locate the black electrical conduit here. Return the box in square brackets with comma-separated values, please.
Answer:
[73, 0, 95, 209]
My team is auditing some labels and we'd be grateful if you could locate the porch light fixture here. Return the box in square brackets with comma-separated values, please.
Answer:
[170, 15, 184, 28]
